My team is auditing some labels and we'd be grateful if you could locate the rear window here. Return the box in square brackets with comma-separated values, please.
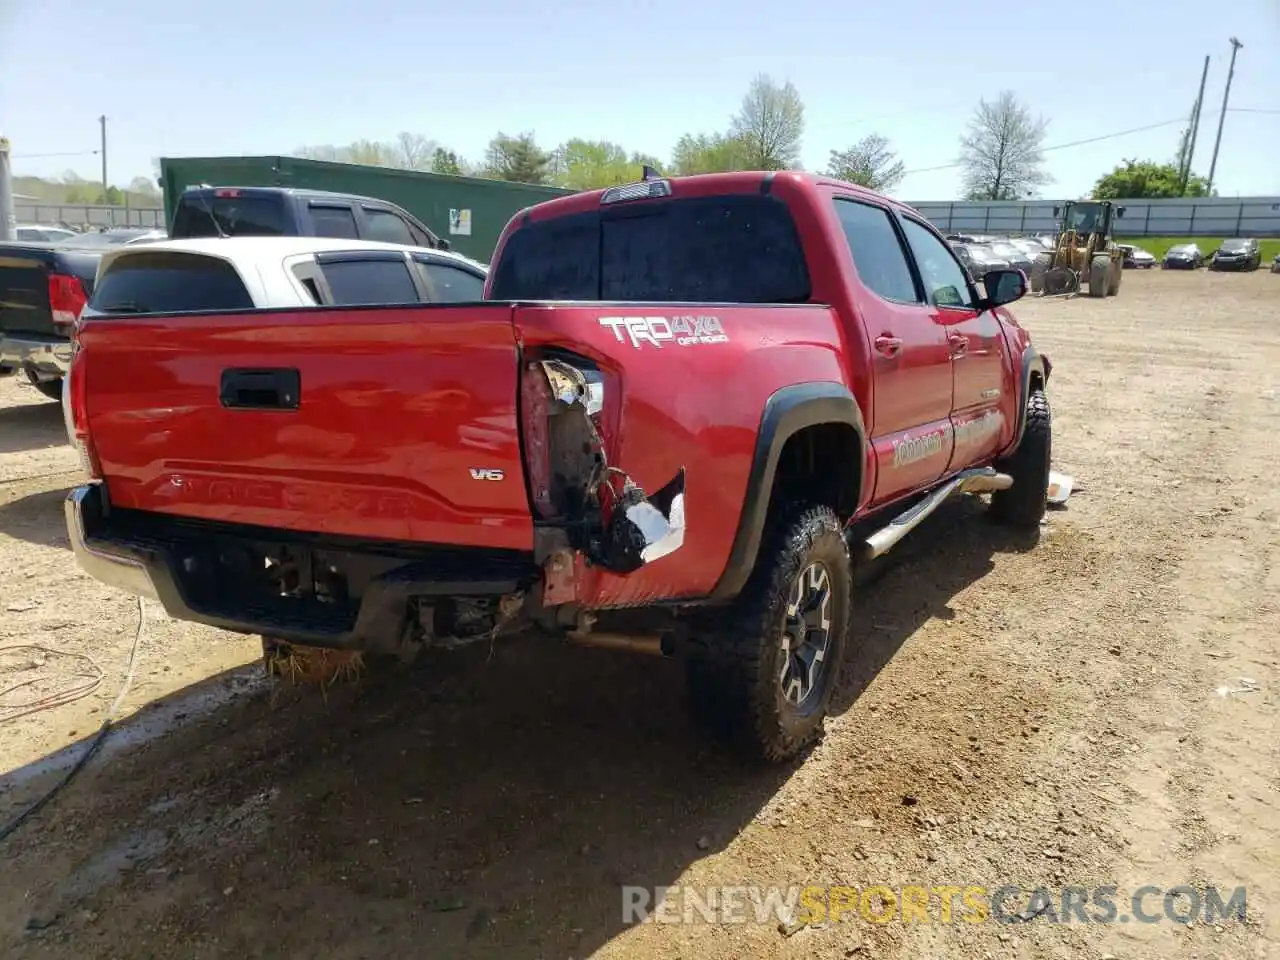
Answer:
[0, 260, 51, 320]
[88, 252, 254, 315]
[490, 194, 811, 303]
[172, 194, 287, 238]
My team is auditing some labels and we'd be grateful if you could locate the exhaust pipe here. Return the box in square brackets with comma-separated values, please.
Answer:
[564, 631, 674, 657]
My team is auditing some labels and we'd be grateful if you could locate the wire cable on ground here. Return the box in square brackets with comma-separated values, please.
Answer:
[0, 596, 145, 844]
[0, 647, 104, 723]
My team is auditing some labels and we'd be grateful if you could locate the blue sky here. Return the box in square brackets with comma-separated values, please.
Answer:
[2, 0, 1277, 200]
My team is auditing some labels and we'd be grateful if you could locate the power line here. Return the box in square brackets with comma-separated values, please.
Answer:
[902, 116, 1190, 176]
[11, 150, 100, 160]
[899, 106, 1276, 178]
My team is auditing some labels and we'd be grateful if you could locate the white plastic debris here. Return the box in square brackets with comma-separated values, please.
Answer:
[1047, 471, 1074, 505]
[1216, 677, 1260, 697]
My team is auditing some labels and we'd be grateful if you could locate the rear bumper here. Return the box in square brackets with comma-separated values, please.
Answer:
[66, 485, 161, 601]
[65, 483, 538, 647]
[0, 334, 73, 378]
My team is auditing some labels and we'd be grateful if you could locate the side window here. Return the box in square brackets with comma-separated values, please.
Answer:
[900, 218, 975, 308]
[416, 259, 486, 302]
[363, 208, 415, 246]
[309, 205, 359, 239]
[832, 199, 919, 304]
[318, 256, 420, 306]
[407, 223, 432, 247]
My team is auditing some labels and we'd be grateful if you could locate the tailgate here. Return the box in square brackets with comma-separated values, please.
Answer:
[78, 304, 533, 550]
[0, 252, 54, 337]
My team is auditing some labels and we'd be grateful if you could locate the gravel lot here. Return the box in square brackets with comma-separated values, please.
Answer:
[0, 269, 1277, 960]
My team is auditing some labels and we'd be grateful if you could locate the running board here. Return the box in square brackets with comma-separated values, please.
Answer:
[857, 467, 1013, 562]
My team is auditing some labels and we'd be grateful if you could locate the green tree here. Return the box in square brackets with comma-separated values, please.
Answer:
[825, 134, 905, 192]
[551, 139, 659, 189]
[957, 91, 1050, 200]
[483, 131, 552, 184]
[729, 74, 805, 170]
[431, 148, 465, 176]
[669, 132, 751, 175]
[1092, 159, 1208, 199]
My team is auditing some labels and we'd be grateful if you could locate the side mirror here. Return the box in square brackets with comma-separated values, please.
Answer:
[1052, 205, 1061, 217]
[1115, 206, 1126, 218]
[980, 268, 1027, 309]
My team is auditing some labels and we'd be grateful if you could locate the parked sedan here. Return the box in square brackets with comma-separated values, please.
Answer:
[1208, 237, 1261, 272]
[987, 241, 1035, 276]
[1118, 244, 1156, 269]
[15, 224, 81, 243]
[1271, 252, 1280, 274]
[949, 242, 1011, 284]
[1162, 244, 1204, 270]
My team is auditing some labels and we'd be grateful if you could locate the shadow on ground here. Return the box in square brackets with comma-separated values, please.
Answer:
[0, 395, 66, 456]
[0, 486, 74, 549]
[0, 496, 1036, 960]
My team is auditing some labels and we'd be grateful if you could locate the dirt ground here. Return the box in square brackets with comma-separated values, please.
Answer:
[0, 269, 1277, 960]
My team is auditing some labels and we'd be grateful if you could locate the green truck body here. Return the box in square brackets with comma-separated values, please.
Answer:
[158, 156, 572, 260]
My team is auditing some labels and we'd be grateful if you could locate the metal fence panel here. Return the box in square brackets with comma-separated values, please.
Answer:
[905, 196, 1280, 237]
[14, 203, 166, 229]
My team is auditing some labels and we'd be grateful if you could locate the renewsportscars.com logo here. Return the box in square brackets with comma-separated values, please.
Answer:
[621, 884, 1248, 927]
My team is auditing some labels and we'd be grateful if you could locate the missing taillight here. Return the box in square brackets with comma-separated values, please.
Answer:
[519, 353, 685, 577]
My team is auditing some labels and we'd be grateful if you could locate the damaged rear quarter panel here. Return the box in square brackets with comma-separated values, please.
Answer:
[513, 303, 848, 607]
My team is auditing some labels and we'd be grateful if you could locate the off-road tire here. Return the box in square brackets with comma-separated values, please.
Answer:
[1106, 260, 1122, 296]
[990, 387, 1051, 528]
[686, 505, 852, 763]
[26, 371, 63, 401]
[1087, 256, 1109, 297]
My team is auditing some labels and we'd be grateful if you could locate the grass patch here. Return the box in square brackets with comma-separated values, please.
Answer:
[1116, 236, 1280, 261]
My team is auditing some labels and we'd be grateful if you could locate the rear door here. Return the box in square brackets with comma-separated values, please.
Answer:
[830, 197, 955, 505]
[895, 215, 1010, 468]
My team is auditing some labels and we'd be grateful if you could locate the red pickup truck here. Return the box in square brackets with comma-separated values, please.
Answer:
[64, 171, 1051, 762]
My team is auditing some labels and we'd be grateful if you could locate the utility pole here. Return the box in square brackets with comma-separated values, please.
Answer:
[99, 114, 112, 227]
[0, 136, 14, 241]
[1206, 37, 1243, 197]
[1179, 55, 1210, 195]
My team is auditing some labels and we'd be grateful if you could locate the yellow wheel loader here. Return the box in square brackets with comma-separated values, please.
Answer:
[1032, 201, 1127, 298]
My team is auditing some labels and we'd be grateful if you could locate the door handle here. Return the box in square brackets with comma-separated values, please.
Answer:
[949, 334, 969, 358]
[874, 335, 903, 358]
[220, 368, 301, 410]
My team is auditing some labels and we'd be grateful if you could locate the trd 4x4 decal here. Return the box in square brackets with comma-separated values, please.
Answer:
[598, 315, 728, 349]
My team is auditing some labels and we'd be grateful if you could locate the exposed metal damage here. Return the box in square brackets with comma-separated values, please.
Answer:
[524, 357, 686, 577]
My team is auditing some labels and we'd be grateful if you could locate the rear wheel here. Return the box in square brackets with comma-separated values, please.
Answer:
[687, 504, 852, 763]
[25, 371, 63, 401]
[990, 387, 1051, 528]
